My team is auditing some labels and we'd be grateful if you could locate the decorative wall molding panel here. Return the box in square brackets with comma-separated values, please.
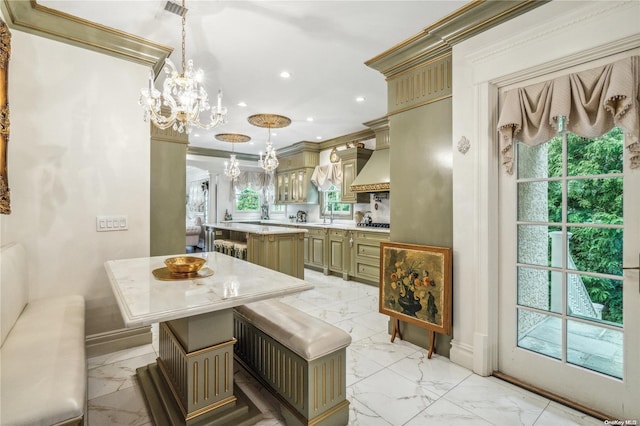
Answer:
[387, 54, 452, 115]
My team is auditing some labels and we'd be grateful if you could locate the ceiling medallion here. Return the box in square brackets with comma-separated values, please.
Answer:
[248, 114, 291, 173]
[215, 133, 250, 181]
[138, 0, 227, 134]
[215, 133, 251, 143]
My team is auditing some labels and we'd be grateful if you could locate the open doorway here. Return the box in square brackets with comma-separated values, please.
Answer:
[186, 166, 210, 253]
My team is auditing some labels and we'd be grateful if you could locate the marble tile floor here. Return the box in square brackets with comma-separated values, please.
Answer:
[88, 268, 602, 426]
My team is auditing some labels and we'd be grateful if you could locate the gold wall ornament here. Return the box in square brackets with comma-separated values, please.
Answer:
[0, 19, 10, 215]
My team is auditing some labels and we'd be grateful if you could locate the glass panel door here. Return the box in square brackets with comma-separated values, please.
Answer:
[498, 126, 640, 418]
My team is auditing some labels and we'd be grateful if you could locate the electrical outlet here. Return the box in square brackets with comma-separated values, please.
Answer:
[96, 215, 128, 232]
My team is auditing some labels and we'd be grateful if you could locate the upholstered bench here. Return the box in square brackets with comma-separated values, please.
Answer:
[233, 241, 247, 260]
[0, 242, 86, 426]
[221, 240, 236, 256]
[234, 299, 351, 426]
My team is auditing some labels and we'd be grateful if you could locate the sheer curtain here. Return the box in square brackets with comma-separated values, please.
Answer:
[497, 56, 639, 173]
[229, 171, 273, 201]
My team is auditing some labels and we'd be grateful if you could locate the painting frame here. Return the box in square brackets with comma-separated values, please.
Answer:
[379, 242, 452, 335]
[0, 19, 10, 215]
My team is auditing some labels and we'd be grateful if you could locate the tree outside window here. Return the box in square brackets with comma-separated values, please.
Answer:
[321, 185, 351, 217]
[236, 187, 260, 212]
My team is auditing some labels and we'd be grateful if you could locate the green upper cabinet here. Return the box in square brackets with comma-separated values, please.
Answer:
[337, 148, 373, 203]
[275, 142, 320, 205]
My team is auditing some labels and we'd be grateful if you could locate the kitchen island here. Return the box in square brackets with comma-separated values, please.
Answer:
[206, 222, 307, 279]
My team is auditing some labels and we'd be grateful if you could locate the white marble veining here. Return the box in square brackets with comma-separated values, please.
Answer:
[104, 252, 313, 327]
[89, 268, 602, 426]
[209, 222, 307, 234]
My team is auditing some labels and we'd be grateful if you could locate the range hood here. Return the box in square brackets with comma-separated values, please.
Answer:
[349, 148, 390, 193]
[350, 117, 390, 193]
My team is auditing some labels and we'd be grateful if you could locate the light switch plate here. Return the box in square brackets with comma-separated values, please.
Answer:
[96, 215, 128, 232]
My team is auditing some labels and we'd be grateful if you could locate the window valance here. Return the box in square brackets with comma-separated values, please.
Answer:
[497, 56, 639, 173]
[231, 171, 273, 194]
[310, 163, 342, 191]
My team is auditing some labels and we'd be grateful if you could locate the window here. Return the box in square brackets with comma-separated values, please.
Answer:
[235, 187, 260, 212]
[321, 185, 351, 218]
[514, 127, 624, 378]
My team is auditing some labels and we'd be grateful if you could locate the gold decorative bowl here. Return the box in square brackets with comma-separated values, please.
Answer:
[164, 256, 206, 274]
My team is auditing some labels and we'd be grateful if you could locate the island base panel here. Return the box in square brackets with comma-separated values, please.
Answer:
[137, 363, 263, 426]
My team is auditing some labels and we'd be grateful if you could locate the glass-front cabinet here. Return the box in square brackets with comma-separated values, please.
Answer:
[273, 142, 319, 205]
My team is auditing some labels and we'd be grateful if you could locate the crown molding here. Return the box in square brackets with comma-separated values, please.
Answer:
[188, 146, 259, 162]
[365, 0, 549, 78]
[318, 128, 375, 151]
[0, 0, 171, 75]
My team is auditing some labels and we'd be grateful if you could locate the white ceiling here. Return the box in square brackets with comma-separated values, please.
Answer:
[42, 0, 467, 155]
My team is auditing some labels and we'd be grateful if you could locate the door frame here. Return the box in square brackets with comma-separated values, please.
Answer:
[449, 0, 640, 377]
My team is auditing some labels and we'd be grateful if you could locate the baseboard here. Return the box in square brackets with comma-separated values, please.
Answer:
[449, 339, 474, 371]
[85, 326, 152, 358]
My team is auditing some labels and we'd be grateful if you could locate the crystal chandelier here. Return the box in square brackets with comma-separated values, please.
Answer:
[248, 114, 291, 173]
[139, 0, 227, 134]
[225, 154, 241, 181]
[215, 133, 251, 181]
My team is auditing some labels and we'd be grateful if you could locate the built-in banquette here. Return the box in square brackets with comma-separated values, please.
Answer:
[0, 243, 86, 425]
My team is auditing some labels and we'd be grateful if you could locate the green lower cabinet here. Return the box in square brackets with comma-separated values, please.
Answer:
[328, 229, 350, 279]
[302, 227, 327, 272]
[352, 231, 389, 284]
[299, 226, 388, 284]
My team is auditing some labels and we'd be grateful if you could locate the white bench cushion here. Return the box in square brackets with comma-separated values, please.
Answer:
[0, 295, 86, 426]
[235, 299, 351, 361]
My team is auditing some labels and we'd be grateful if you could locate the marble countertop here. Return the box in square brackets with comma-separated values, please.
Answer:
[260, 220, 391, 234]
[209, 222, 307, 234]
[105, 252, 314, 327]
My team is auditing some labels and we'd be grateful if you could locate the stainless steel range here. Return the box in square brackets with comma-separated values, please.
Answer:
[356, 222, 390, 228]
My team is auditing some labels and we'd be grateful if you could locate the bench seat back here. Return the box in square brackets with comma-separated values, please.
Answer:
[1, 242, 29, 348]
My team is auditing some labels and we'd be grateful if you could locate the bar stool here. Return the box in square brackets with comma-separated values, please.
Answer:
[222, 240, 235, 256]
[233, 242, 247, 260]
[213, 239, 225, 253]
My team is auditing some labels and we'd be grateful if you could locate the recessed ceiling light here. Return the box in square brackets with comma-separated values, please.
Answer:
[316, 136, 323, 140]
[280, 71, 291, 79]
[237, 101, 247, 107]
[193, 133, 200, 137]
[355, 96, 366, 102]
[306, 117, 314, 122]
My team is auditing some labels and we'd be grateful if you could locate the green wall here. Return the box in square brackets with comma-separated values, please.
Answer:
[389, 98, 453, 356]
[151, 139, 186, 256]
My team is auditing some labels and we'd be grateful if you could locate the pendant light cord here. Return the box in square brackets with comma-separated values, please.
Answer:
[181, 0, 186, 71]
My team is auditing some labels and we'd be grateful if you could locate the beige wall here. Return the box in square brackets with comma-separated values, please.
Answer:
[0, 18, 151, 336]
[389, 98, 453, 356]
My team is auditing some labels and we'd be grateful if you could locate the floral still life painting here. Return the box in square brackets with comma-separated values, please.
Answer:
[379, 242, 452, 334]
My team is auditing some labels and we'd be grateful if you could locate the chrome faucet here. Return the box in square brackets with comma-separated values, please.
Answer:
[330, 203, 334, 224]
